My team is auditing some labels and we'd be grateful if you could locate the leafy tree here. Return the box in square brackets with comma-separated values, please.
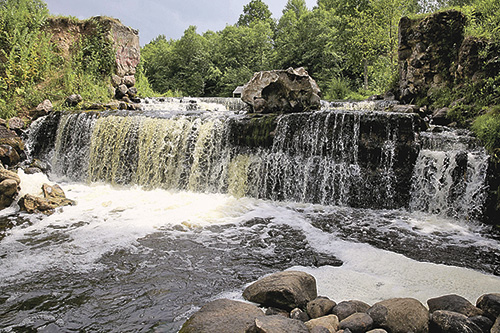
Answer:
[237, 0, 275, 29]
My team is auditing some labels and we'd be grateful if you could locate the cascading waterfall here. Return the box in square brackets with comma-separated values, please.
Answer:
[409, 129, 489, 220]
[36, 108, 418, 209]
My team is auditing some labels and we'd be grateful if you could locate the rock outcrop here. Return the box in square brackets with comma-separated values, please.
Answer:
[398, 9, 500, 106]
[19, 183, 76, 215]
[398, 10, 466, 104]
[241, 67, 321, 114]
[45, 16, 140, 104]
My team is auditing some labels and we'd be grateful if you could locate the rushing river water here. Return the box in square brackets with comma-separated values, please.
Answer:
[1, 100, 499, 332]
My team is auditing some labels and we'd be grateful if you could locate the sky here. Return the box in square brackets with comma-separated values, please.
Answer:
[44, 0, 318, 46]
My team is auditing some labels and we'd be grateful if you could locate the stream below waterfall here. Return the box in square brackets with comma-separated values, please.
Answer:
[0, 98, 499, 332]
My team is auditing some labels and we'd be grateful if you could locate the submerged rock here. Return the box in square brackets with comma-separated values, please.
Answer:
[243, 270, 317, 311]
[19, 183, 76, 215]
[241, 67, 321, 114]
[178, 298, 264, 333]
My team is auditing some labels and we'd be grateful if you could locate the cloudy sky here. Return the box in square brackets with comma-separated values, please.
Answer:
[44, 0, 318, 46]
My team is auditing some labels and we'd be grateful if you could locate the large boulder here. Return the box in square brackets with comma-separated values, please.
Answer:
[19, 183, 76, 215]
[367, 298, 429, 333]
[241, 67, 321, 114]
[429, 310, 482, 333]
[476, 293, 500, 321]
[427, 294, 483, 317]
[243, 270, 317, 311]
[179, 298, 264, 333]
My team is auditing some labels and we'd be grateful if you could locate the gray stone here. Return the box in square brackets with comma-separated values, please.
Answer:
[310, 326, 331, 333]
[469, 315, 493, 332]
[179, 298, 264, 333]
[241, 67, 321, 114]
[111, 74, 123, 87]
[304, 315, 340, 333]
[127, 86, 138, 98]
[243, 271, 317, 311]
[476, 293, 500, 321]
[427, 294, 483, 317]
[65, 94, 82, 107]
[367, 298, 429, 333]
[123, 75, 136, 87]
[432, 107, 451, 126]
[307, 296, 336, 319]
[366, 330, 388, 333]
[332, 300, 371, 321]
[115, 84, 129, 99]
[8, 117, 25, 131]
[0, 144, 20, 167]
[248, 315, 309, 333]
[31, 99, 53, 120]
[290, 308, 310, 322]
[392, 104, 419, 113]
[340, 313, 374, 333]
[265, 307, 289, 317]
[430, 310, 482, 333]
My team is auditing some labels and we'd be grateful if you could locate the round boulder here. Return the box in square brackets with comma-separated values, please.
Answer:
[476, 293, 500, 320]
[430, 310, 482, 333]
[332, 300, 371, 321]
[427, 294, 483, 317]
[243, 270, 317, 311]
[179, 299, 264, 333]
[367, 298, 429, 333]
[305, 314, 340, 333]
[307, 296, 336, 319]
[340, 313, 374, 333]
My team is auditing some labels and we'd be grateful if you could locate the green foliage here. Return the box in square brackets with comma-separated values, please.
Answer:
[324, 76, 351, 100]
[237, 0, 275, 28]
[0, 0, 53, 117]
[472, 108, 500, 159]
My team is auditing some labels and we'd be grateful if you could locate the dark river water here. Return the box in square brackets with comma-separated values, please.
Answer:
[1, 176, 499, 332]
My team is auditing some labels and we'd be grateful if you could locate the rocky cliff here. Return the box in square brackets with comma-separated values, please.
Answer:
[45, 16, 140, 102]
[398, 10, 499, 105]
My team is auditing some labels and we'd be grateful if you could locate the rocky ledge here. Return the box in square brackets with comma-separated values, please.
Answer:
[180, 270, 500, 333]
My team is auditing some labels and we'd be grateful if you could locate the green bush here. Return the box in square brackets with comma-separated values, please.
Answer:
[472, 108, 500, 160]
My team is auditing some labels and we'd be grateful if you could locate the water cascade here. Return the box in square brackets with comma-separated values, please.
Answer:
[2, 99, 498, 332]
[29, 107, 422, 210]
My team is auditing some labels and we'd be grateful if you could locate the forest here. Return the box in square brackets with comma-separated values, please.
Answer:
[139, 0, 499, 100]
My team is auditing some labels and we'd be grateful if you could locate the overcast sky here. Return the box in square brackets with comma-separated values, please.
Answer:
[44, 0, 318, 46]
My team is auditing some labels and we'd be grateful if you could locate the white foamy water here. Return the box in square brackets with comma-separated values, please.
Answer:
[1, 176, 499, 313]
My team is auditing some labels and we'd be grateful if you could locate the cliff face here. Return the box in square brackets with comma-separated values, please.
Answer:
[397, 10, 499, 104]
[45, 16, 140, 90]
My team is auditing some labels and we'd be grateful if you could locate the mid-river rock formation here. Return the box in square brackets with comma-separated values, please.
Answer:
[241, 67, 321, 113]
[19, 183, 76, 215]
[181, 270, 500, 333]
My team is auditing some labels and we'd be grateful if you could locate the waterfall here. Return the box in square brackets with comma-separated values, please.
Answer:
[409, 129, 489, 220]
[27, 102, 491, 220]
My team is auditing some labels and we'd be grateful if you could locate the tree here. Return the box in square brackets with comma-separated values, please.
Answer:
[237, 0, 275, 28]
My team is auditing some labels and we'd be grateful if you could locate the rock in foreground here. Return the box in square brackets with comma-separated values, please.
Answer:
[179, 298, 264, 333]
[243, 270, 317, 311]
[19, 183, 76, 215]
[241, 67, 321, 114]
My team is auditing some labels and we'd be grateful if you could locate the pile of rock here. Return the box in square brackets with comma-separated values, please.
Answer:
[179, 270, 500, 333]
